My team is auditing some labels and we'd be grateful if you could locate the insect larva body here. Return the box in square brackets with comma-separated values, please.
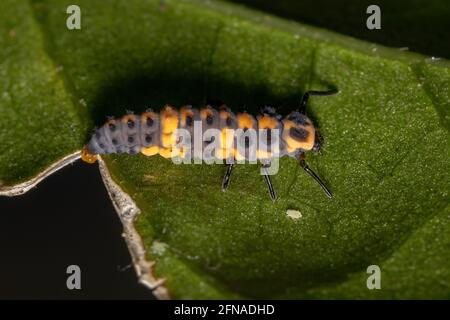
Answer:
[84, 107, 315, 160]
[82, 90, 337, 201]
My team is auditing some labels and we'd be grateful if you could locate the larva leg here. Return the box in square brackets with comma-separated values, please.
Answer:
[261, 164, 277, 202]
[221, 164, 234, 191]
[299, 89, 338, 114]
[296, 153, 333, 198]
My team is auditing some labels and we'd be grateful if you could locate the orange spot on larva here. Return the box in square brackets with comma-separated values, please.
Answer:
[81, 146, 98, 164]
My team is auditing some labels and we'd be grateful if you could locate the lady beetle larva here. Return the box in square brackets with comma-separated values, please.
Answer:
[81, 90, 336, 201]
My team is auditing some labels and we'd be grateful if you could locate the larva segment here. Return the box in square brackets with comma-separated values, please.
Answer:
[257, 114, 282, 160]
[140, 110, 160, 156]
[217, 108, 237, 160]
[160, 106, 179, 134]
[178, 106, 200, 160]
[200, 106, 220, 151]
[179, 106, 199, 128]
[88, 125, 115, 154]
[121, 114, 141, 154]
[282, 111, 315, 153]
[237, 112, 256, 131]
[200, 106, 220, 130]
[159, 106, 179, 158]
[258, 114, 279, 130]
[218, 108, 237, 147]
[200, 106, 221, 161]
[235, 112, 258, 161]
[100, 119, 124, 153]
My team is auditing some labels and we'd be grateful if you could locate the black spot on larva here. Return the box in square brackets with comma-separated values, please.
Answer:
[109, 123, 116, 131]
[226, 117, 232, 126]
[112, 138, 118, 145]
[128, 136, 134, 143]
[146, 117, 153, 127]
[261, 105, 277, 116]
[287, 112, 309, 126]
[115, 146, 125, 153]
[99, 143, 105, 149]
[145, 135, 152, 143]
[126, 146, 140, 154]
[127, 119, 135, 128]
[206, 115, 213, 125]
[289, 127, 309, 141]
[186, 115, 193, 126]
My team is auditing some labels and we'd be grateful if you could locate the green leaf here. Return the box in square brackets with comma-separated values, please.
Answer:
[0, 0, 86, 186]
[1, 0, 449, 299]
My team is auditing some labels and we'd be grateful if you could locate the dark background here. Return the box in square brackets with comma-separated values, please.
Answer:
[1, 0, 449, 299]
[231, 0, 450, 59]
[0, 162, 152, 299]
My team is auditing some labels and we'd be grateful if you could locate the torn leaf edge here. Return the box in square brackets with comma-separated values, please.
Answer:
[97, 156, 170, 299]
[0, 151, 82, 196]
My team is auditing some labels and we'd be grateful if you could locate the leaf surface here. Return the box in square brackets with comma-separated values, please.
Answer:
[1, 0, 449, 299]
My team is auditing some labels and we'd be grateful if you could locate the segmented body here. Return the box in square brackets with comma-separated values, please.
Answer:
[82, 105, 318, 163]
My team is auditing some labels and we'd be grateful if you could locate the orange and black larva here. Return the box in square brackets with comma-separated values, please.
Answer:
[82, 90, 337, 201]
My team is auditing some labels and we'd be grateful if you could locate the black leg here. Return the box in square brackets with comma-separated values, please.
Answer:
[297, 153, 333, 198]
[299, 89, 338, 114]
[222, 164, 234, 191]
[261, 164, 277, 202]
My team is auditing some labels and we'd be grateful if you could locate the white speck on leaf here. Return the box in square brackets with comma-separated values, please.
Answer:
[151, 240, 168, 256]
[286, 209, 302, 220]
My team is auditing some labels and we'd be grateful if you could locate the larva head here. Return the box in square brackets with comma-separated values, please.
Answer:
[282, 111, 316, 153]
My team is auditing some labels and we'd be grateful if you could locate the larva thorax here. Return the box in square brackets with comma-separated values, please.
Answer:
[82, 105, 317, 164]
